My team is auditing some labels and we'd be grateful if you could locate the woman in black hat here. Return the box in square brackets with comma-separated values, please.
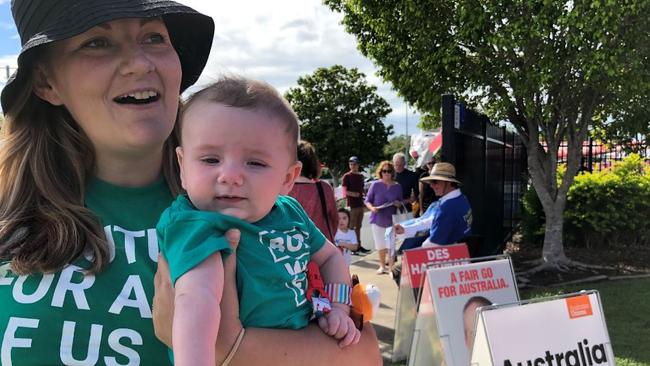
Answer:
[0, 1, 380, 365]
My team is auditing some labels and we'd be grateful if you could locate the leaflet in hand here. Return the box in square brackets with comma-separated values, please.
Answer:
[375, 201, 396, 210]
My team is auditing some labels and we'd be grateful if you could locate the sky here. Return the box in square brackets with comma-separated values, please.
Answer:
[0, 0, 421, 136]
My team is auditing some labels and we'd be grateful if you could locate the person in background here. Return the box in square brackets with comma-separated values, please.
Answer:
[342, 156, 369, 253]
[394, 162, 472, 247]
[335, 208, 360, 267]
[393, 152, 420, 212]
[418, 158, 438, 216]
[365, 161, 402, 274]
[289, 140, 338, 243]
[389, 162, 472, 284]
[0, 0, 381, 364]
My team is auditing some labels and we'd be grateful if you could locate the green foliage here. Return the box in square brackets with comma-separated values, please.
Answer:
[326, 0, 650, 260]
[565, 154, 650, 248]
[520, 184, 545, 247]
[285, 65, 393, 179]
[383, 135, 408, 161]
[325, 0, 650, 128]
[417, 113, 440, 131]
[522, 155, 650, 248]
[382, 135, 422, 168]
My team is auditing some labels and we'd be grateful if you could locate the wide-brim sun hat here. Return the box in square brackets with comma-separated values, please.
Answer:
[420, 162, 462, 185]
[1, 0, 215, 114]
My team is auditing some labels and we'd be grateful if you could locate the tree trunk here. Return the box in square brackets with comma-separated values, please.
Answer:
[526, 138, 579, 270]
[541, 202, 570, 267]
[330, 168, 341, 187]
[511, 89, 595, 272]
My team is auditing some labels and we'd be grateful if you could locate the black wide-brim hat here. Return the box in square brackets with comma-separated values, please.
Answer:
[1, 0, 215, 114]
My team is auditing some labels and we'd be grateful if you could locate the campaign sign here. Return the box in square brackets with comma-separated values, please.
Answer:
[470, 291, 614, 366]
[392, 244, 470, 362]
[408, 257, 519, 366]
[403, 244, 470, 289]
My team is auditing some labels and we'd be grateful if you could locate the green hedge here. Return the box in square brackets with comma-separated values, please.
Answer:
[521, 154, 650, 248]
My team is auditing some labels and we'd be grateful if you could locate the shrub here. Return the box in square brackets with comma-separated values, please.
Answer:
[521, 184, 545, 247]
[521, 154, 650, 249]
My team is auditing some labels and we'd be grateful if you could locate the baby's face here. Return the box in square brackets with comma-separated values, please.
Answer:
[177, 101, 300, 222]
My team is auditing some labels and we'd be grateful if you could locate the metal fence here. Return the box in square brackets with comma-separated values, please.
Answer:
[440, 95, 527, 256]
[556, 137, 649, 172]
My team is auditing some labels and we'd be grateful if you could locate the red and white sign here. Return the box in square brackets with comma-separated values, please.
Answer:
[409, 258, 519, 366]
[393, 244, 470, 362]
[403, 244, 470, 288]
[409, 130, 442, 169]
[470, 291, 614, 366]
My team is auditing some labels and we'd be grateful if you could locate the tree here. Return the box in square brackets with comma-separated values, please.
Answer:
[418, 113, 440, 131]
[285, 65, 393, 182]
[383, 135, 419, 167]
[326, 0, 650, 270]
[594, 100, 650, 152]
[384, 135, 410, 162]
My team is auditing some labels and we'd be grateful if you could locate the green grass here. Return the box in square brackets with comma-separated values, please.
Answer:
[522, 278, 650, 366]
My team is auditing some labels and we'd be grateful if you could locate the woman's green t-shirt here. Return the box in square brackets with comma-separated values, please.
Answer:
[0, 177, 174, 365]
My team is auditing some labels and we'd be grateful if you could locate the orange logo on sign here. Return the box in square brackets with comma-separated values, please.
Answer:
[566, 295, 593, 319]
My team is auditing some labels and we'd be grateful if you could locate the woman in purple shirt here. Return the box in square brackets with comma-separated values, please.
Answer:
[365, 160, 403, 274]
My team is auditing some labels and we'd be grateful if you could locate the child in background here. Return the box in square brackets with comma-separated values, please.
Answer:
[157, 76, 359, 366]
[335, 208, 360, 267]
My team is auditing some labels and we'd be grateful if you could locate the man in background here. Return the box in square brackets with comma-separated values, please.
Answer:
[393, 152, 420, 212]
[342, 156, 370, 253]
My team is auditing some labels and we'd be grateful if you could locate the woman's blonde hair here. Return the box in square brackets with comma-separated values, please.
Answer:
[0, 71, 181, 275]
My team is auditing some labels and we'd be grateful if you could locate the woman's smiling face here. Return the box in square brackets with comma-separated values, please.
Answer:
[35, 17, 182, 160]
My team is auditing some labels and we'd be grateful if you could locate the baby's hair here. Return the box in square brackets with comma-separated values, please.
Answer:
[337, 207, 351, 227]
[180, 75, 300, 157]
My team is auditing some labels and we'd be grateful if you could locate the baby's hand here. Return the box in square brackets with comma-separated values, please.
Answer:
[225, 229, 240, 252]
[317, 304, 361, 348]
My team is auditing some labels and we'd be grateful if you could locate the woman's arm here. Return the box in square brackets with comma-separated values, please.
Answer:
[324, 183, 339, 239]
[364, 183, 378, 213]
[230, 322, 381, 366]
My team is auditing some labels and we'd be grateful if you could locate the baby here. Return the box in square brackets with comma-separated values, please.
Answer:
[157, 76, 359, 366]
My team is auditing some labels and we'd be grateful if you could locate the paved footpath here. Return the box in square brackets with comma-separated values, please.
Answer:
[350, 251, 399, 365]
[349, 211, 399, 365]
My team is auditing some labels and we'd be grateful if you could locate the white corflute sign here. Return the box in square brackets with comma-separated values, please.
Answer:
[392, 244, 470, 362]
[470, 291, 615, 366]
[409, 256, 519, 366]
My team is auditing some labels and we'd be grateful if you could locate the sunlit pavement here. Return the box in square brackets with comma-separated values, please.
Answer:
[349, 211, 398, 365]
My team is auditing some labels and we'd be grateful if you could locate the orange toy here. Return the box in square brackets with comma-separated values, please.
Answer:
[350, 274, 381, 328]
